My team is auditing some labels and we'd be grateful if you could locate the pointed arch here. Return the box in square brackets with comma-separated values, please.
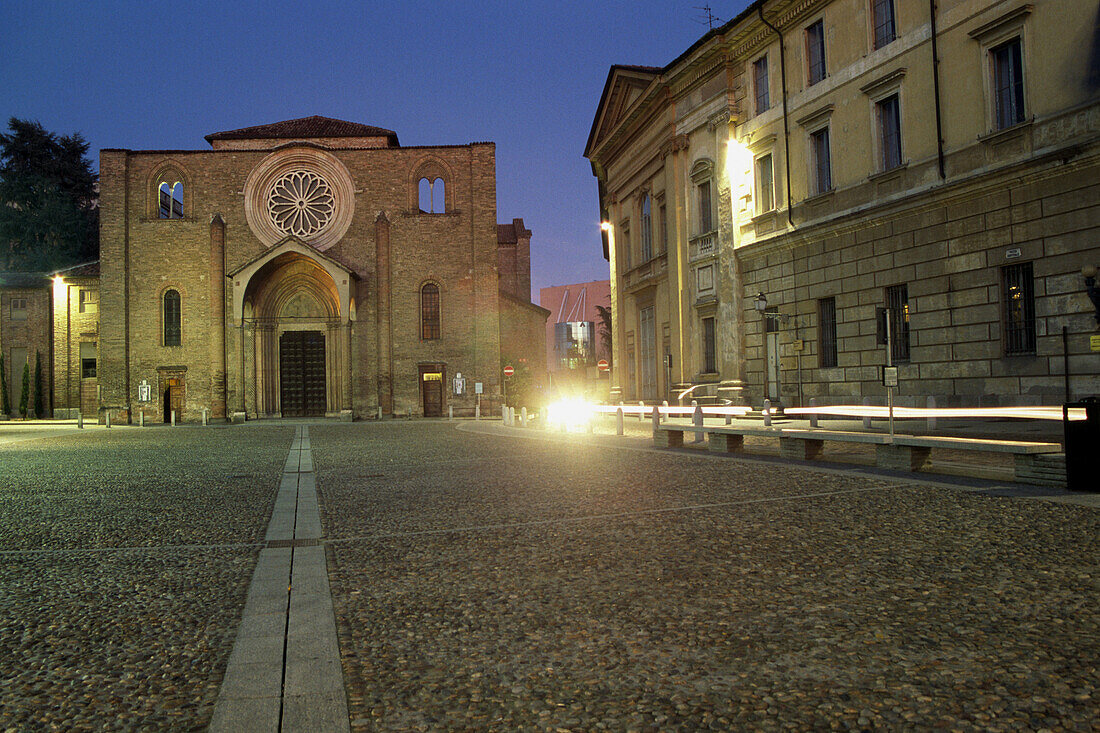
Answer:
[409, 156, 455, 213]
[146, 159, 193, 219]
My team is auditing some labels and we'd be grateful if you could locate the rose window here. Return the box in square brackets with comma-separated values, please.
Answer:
[266, 169, 335, 238]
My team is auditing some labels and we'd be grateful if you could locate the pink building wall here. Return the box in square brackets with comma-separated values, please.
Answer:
[538, 279, 611, 373]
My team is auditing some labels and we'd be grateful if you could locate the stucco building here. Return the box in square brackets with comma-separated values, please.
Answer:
[586, 0, 1100, 407]
[98, 116, 547, 422]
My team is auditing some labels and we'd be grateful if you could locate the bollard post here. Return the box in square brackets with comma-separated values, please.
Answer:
[926, 396, 936, 432]
[502, 405, 507, 424]
[105, 410, 111, 429]
[449, 405, 453, 421]
[139, 411, 145, 428]
[763, 399, 772, 427]
[521, 407, 527, 427]
[661, 400, 668, 424]
[862, 397, 872, 429]
[693, 403, 704, 443]
[77, 413, 83, 429]
[475, 402, 480, 420]
[171, 410, 176, 427]
[616, 407, 624, 436]
[638, 401, 645, 421]
[376, 406, 383, 420]
[809, 397, 818, 429]
[509, 406, 516, 426]
[202, 408, 208, 426]
[652, 405, 660, 437]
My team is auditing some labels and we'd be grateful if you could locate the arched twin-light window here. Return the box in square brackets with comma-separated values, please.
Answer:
[163, 289, 182, 346]
[420, 283, 440, 340]
[158, 181, 184, 219]
[418, 177, 446, 213]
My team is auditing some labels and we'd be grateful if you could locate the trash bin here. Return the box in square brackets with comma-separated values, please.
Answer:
[1064, 397, 1100, 492]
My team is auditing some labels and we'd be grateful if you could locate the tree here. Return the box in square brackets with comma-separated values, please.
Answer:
[32, 350, 44, 418]
[0, 118, 98, 270]
[595, 303, 613, 368]
[0, 352, 8, 416]
[19, 361, 29, 419]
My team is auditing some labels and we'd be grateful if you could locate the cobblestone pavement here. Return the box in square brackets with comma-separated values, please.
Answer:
[313, 421, 1098, 732]
[0, 426, 290, 731]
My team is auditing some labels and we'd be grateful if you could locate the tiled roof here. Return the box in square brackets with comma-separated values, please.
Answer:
[205, 116, 399, 145]
[0, 272, 49, 289]
[53, 260, 99, 278]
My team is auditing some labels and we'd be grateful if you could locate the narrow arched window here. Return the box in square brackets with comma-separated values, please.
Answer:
[417, 177, 446, 213]
[432, 177, 445, 213]
[163, 290, 182, 346]
[418, 178, 431, 212]
[421, 283, 440, 340]
[640, 194, 652, 261]
[158, 181, 183, 219]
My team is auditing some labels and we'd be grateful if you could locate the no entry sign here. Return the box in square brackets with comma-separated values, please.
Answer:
[503, 365, 515, 377]
[597, 359, 609, 372]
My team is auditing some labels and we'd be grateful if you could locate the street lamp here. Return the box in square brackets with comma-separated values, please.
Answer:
[754, 292, 767, 313]
[1084, 265, 1100, 325]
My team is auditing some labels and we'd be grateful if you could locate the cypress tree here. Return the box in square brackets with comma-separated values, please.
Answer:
[0, 353, 8, 416]
[33, 350, 44, 418]
[19, 361, 29, 418]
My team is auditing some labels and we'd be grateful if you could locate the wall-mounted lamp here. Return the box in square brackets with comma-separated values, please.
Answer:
[753, 292, 768, 313]
[1084, 265, 1100, 325]
[600, 221, 612, 232]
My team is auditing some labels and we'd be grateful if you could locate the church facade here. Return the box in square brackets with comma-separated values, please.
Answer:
[98, 116, 547, 422]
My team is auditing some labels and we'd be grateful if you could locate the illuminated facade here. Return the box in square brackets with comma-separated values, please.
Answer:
[586, 0, 1100, 407]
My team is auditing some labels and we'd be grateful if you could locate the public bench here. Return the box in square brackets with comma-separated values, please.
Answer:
[653, 423, 1063, 484]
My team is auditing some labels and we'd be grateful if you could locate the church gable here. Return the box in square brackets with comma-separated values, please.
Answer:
[585, 66, 661, 158]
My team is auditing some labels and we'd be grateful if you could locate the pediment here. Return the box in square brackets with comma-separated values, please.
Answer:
[585, 66, 661, 158]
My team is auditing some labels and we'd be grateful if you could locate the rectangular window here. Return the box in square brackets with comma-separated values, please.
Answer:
[877, 94, 902, 170]
[806, 20, 827, 85]
[872, 0, 896, 49]
[753, 55, 770, 114]
[640, 197, 653, 262]
[993, 38, 1025, 129]
[885, 284, 910, 362]
[702, 317, 717, 374]
[697, 181, 712, 234]
[1002, 262, 1036, 355]
[755, 154, 775, 213]
[80, 342, 97, 379]
[10, 297, 27, 321]
[819, 297, 838, 367]
[621, 226, 631, 269]
[658, 204, 668, 254]
[78, 289, 98, 313]
[810, 127, 832, 195]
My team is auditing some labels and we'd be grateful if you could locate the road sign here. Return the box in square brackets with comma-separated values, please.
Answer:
[503, 365, 514, 377]
[597, 359, 609, 372]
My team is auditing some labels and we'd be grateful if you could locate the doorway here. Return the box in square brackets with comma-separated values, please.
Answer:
[163, 377, 184, 422]
[280, 331, 326, 417]
[419, 365, 444, 417]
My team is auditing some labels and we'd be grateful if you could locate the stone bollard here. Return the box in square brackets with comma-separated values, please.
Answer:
[521, 407, 527, 427]
[475, 403, 480, 420]
[862, 397, 872, 429]
[638, 401, 645, 421]
[926, 396, 936, 432]
[651, 405, 660, 436]
[139, 411, 145, 428]
[616, 407, 624, 436]
[171, 410, 176, 427]
[502, 405, 508, 424]
[202, 408, 208, 426]
[693, 403, 704, 443]
[376, 406, 383, 420]
[77, 413, 83, 429]
[809, 397, 818, 429]
[449, 405, 453, 421]
[105, 410, 111, 429]
[763, 399, 772, 427]
[509, 406, 516, 426]
[662, 400, 668, 424]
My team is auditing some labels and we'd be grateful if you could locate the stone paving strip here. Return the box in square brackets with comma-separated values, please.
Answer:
[210, 426, 349, 732]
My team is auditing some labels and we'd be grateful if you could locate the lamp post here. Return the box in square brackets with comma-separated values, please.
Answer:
[754, 293, 769, 405]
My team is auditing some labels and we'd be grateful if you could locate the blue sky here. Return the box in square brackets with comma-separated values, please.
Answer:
[2, 0, 751, 298]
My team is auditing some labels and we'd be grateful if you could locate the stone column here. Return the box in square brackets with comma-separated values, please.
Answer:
[375, 213, 393, 415]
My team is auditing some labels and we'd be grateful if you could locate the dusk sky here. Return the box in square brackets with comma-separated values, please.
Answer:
[2, 0, 753, 301]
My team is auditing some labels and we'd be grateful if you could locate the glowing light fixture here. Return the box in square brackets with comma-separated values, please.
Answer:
[600, 221, 612, 232]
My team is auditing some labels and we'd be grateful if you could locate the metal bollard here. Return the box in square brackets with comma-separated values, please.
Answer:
[763, 399, 772, 427]
[521, 407, 527, 427]
[449, 405, 453, 421]
[616, 407, 624, 436]
[202, 408, 208, 426]
[862, 397, 872, 429]
[809, 397, 818, 429]
[171, 410, 176, 427]
[693, 403, 704, 443]
[77, 413, 83, 429]
[926, 396, 936, 432]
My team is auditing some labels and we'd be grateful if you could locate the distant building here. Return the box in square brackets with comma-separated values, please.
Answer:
[539, 280, 611, 372]
[586, 0, 1100, 407]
